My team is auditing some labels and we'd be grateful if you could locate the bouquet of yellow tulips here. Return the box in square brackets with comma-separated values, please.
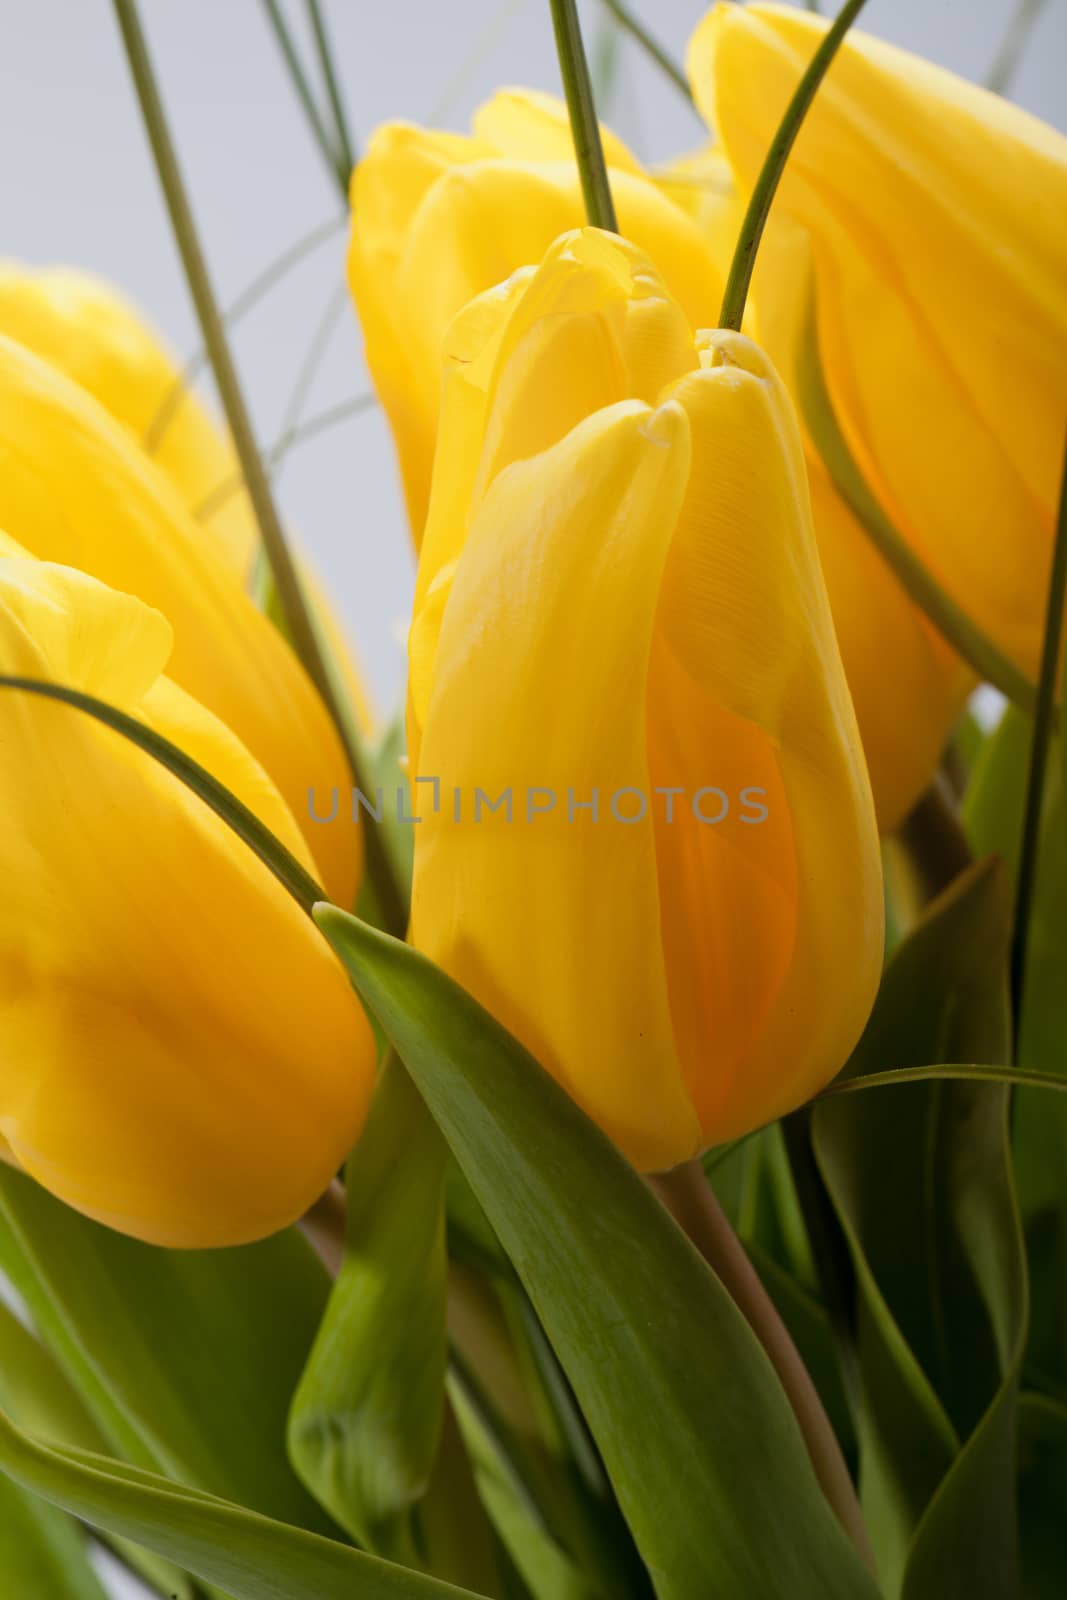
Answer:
[2, 3, 1065, 1597]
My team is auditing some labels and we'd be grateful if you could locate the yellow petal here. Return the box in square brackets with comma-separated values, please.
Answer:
[349, 114, 724, 541]
[0, 557, 374, 1247]
[472, 87, 643, 172]
[0, 334, 358, 905]
[0, 264, 256, 577]
[692, 2, 1067, 679]
[411, 401, 701, 1171]
[650, 332, 882, 1141]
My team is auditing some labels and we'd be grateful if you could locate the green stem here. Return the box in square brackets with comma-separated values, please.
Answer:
[112, 0, 406, 936]
[986, 0, 1050, 95]
[548, 0, 618, 231]
[820, 1062, 1067, 1098]
[599, 0, 692, 103]
[719, 0, 868, 331]
[143, 212, 345, 455]
[306, 0, 355, 176]
[1011, 432, 1067, 1031]
[650, 1163, 874, 1569]
[260, 0, 349, 197]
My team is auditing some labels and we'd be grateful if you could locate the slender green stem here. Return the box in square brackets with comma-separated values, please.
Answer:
[142, 212, 345, 455]
[306, 0, 355, 176]
[549, 0, 618, 231]
[260, 0, 349, 197]
[0, 677, 321, 913]
[112, 0, 406, 936]
[719, 0, 868, 331]
[650, 1163, 874, 1568]
[271, 281, 350, 490]
[820, 1062, 1067, 1098]
[986, 0, 1050, 95]
[195, 391, 376, 522]
[599, 0, 692, 103]
[1011, 433, 1067, 1031]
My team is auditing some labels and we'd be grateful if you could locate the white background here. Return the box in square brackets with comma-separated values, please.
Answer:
[0, 2, 1064, 1594]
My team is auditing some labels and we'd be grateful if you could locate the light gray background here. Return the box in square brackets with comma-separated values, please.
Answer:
[0, 3, 1062, 1595]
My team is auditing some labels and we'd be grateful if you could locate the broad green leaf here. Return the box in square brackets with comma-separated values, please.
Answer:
[0, 1470, 107, 1600]
[964, 707, 1067, 1399]
[314, 905, 880, 1600]
[1016, 1394, 1067, 1598]
[290, 1056, 497, 1592]
[0, 1300, 195, 1600]
[814, 860, 1027, 1600]
[0, 1167, 338, 1536]
[0, 1410, 484, 1600]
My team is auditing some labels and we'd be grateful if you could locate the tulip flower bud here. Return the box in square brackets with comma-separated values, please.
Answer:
[689, 2, 1067, 686]
[348, 89, 725, 543]
[0, 538, 375, 1247]
[408, 229, 882, 1169]
[0, 333, 358, 906]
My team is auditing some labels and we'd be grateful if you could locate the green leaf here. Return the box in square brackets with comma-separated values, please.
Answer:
[314, 905, 880, 1600]
[962, 705, 1030, 874]
[290, 1054, 496, 1592]
[0, 1299, 196, 1600]
[813, 860, 1027, 1600]
[0, 1166, 338, 1537]
[1016, 1394, 1067, 1597]
[0, 1470, 108, 1600]
[964, 708, 1067, 1399]
[0, 1410, 484, 1600]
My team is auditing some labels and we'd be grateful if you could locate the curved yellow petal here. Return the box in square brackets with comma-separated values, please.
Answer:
[349, 105, 724, 542]
[0, 557, 375, 1247]
[412, 400, 700, 1171]
[742, 217, 973, 829]
[0, 334, 359, 905]
[472, 87, 643, 172]
[691, 2, 1067, 680]
[650, 333, 882, 1141]
[0, 263, 256, 577]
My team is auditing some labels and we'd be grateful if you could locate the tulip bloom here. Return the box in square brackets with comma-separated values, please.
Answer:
[0, 538, 375, 1247]
[408, 230, 882, 1170]
[690, 2, 1067, 685]
[348, 89, 725, 543]
[0, 333, 357, 905]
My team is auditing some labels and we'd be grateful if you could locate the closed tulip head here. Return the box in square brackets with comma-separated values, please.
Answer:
[407, 229, 883, 1170]
[0, 540, 376, 1248]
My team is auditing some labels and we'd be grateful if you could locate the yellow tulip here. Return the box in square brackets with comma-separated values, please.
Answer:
[0, 534, 375, 1247]
[689, 2, 1067, 685]
[348, 88, 726, 544]
[0, 333, 358, 906]
[0, 263, 256, 579]
[408, 229, 882, 1169]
